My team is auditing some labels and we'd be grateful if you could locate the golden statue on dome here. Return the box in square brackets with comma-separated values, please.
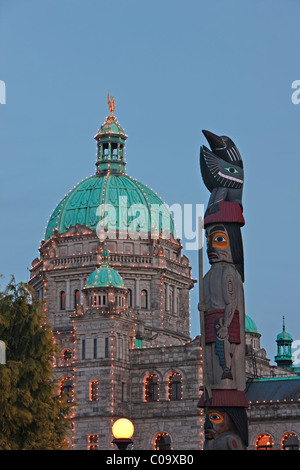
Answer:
[108, 92, 116, 117]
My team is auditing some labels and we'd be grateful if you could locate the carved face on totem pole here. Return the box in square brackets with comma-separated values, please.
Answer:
[203, 407, 248, 450]
[206, 224, 233, 264]
[206, 222, 244, 281]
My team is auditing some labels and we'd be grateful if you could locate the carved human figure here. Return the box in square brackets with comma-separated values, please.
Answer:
[203, 222, 245, 391]
[108, 93, 116, 116]
[203, 407, 248, 450]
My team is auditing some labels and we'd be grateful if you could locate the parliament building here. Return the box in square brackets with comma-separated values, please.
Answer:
[30, 103, 300, 451]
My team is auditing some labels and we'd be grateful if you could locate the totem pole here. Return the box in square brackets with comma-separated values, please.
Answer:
[197, 130, 248, 450]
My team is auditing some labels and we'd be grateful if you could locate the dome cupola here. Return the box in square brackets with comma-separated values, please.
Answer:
[83, 246, 128, 315]
[275, 316, 293, 369]
[94, 93, 127, 175]
[85, 246, 125, 290]
[44, 94, 176, 241]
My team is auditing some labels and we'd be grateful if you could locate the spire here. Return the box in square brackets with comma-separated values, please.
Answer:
[94, 94, 128, 175]
[275, 315, 293, 369]
[100, 244, 110, 267]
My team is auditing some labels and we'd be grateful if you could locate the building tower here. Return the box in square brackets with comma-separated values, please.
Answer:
[71, 245, 137, 449]
[29, 99, 197, 449]
[275, 316, 293, 369]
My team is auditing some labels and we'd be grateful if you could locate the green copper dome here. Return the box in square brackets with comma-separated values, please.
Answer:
[276, 316, 293, 342]
[85, 266, 125, 289]
[45, 173, 176, 240]
[45, 112, 176, 241]
[85, 247, 125, 289]
[245, 315, 258, 334]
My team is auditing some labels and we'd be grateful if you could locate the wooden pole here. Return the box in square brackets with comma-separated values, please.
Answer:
[198, 216, 212, 402]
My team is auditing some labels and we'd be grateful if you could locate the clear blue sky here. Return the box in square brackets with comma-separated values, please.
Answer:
[1, 0, 299, 362]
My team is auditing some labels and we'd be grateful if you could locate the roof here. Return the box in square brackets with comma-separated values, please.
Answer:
[85, 265, 125, 289]
[245, 315, 258, 334]
[277, 316, 293, 342]
[85, 246, 125, 290]
[94, 115, 127, 138]
[45, 173, 176, 241]
[246, 376, 300, 404]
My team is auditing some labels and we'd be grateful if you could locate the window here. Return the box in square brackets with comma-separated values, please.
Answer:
[122, 382, 127, 402]
[89, 381, 98, 401]
[93, 338, 97, 359]
[74, 289, 80, 308]
[154, 433, 171, 450]
[255, 434, 274, 450]
[168, 372, 182, 401]
[105, 337, 109, 358]
[60, 291, 66, 310]
[59, 377, 73, 403]
[103, 143, 109, 156]
[282, 433, 299, 450]
[145, 374, 159, 402]
[88, 434, 98, 450]
[128, 289, 133, 307]
[141, 289, 148, 309]
[112, 143, 118, 159]
[82, 339, 86, 360]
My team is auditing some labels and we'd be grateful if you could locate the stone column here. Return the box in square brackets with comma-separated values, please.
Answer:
[135, 278, 140, 308]
[165, 283, 170, 312]
[66, 279, 71, 310]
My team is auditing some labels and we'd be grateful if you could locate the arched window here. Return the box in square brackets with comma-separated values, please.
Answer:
[141, 289, 148, 309]
[74, 289, 80, 308]
[168, 372, 182, 401]
[128, 288, 133, 307]
[59, 377, 73, 403]
[144, 374, 159, 402]
[255, 434, 274, 450]
[154, 433, 171, 450]
[282, 433, 299, 450]
[60, 291, 66, 310]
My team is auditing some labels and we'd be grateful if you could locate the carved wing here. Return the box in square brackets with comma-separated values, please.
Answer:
[200, 146, 244, 190]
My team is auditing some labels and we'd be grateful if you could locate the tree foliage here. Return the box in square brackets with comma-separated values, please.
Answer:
[0, 278, 72, 449]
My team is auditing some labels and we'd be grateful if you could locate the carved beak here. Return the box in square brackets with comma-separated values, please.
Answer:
[202, 130, 226, 152]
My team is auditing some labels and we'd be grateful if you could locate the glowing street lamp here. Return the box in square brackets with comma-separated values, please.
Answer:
[112, 418, 134, 450]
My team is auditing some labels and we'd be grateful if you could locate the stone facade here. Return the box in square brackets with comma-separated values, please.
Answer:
[30, 221, 202, 450]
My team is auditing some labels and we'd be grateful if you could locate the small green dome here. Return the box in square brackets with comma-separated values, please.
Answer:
[85, 265, 125, 289]
[94, 115, 126, 138]
[85, 247, 125, 289]
[276, 317, 293, 342]
[245, 315, 258, 334]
